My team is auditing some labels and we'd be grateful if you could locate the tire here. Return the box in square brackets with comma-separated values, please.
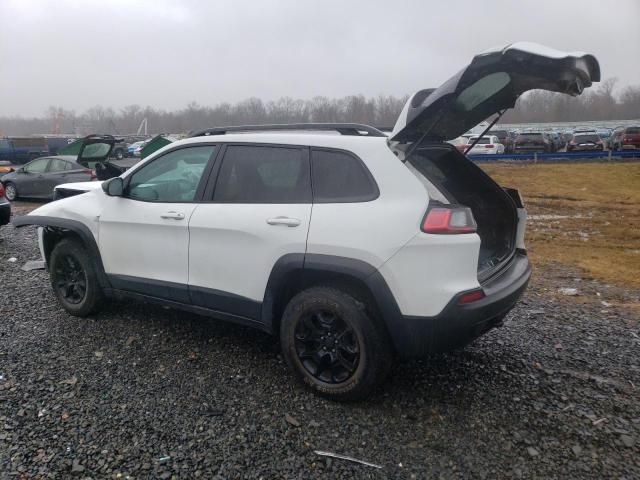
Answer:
[114, 149, 124, 160]
[280, 286, 393, 401]
[49, 238, 104, 317]
[4, 182, 18, 201]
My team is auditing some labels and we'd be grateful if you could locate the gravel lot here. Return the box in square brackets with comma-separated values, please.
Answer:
[1, 205, 639, 479]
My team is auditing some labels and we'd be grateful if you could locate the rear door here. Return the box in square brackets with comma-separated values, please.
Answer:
[188, 144, 312, 322]
[43, 158, 91, 196]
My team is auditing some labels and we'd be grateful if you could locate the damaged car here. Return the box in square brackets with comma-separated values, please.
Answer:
[14, 43, 600, 401]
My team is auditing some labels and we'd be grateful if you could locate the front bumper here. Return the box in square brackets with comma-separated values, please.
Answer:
[0, 198, 11, 226]
[392, 252, 531, 358]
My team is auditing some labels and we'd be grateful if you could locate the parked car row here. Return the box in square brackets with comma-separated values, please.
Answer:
[0, 135, 141, 201]
[0, 135, 157, 165]
[450, 124, 640, 155]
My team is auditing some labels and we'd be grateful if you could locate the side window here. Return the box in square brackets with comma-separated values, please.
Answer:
[48, 158, 69, 172]
[311, 149, 379, 203]
[213, 145, 310, 203]
[126, 145, 216, 202]
[24, 158, 50, 173]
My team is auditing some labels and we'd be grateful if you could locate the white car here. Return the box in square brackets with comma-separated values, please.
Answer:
[466, 135, 505, 155]
[14, 43, 599, 401]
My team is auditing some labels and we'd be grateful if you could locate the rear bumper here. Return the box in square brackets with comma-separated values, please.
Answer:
[391, 252, 531, 358]
[0, 198, 10, 226]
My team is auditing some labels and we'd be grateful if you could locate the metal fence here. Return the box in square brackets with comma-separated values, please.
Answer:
[468, 150, 640, 161]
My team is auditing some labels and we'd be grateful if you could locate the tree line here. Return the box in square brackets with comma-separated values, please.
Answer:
[0, 78, 638, 136]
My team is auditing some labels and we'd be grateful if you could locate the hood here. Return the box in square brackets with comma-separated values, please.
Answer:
[390, 42, 600, 147]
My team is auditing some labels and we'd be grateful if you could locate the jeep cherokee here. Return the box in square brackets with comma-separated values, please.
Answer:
[14, 43, 600, 401]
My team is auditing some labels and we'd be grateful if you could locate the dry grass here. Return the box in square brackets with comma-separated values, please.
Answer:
[480, 161, 640, 288]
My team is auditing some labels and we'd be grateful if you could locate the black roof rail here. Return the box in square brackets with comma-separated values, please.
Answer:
[189, 123, 386, 138]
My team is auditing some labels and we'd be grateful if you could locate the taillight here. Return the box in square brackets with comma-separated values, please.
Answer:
[458, 289, 485, 304]
[0, 183, 5, 198]
[85, 168, 97, 180]
[421, 205, 477, 234]
[484, 144, 495, 148]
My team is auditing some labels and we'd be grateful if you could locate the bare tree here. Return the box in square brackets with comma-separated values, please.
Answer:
[0, 80, 637, 136]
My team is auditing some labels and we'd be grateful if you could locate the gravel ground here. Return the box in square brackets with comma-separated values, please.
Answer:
[1, 212, 639, 479]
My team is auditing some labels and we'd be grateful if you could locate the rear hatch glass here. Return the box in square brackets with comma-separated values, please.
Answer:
[574, 135, 600, 143]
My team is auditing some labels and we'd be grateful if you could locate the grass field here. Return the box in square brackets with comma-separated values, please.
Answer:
[481, 161, 640, 289]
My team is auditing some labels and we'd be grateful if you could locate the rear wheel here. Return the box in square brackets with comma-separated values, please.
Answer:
[280, 286, 393, 401]
[50, 238, 104, 316]
[4, 182, 18, 201]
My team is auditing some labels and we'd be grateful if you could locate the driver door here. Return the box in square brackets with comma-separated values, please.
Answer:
[98, 145, 217, 302]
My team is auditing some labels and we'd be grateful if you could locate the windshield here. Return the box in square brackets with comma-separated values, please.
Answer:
[625, 127, 640, 134]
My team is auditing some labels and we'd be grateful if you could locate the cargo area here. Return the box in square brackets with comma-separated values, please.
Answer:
[408, 145, 518, 280]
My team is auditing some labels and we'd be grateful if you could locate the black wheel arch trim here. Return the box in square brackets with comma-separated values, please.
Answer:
[12, 215, 111, 289]
[262, 253, 405, 350]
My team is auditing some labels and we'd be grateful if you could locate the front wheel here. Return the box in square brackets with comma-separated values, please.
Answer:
[4, 182, 18, 201]
[280, 286, 393, 401]
[49, 238, 104, 317]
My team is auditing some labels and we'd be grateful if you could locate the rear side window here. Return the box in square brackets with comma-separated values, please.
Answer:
[311, 149, 378, 203]
[48, 158, 70, 172]
[213, 145, 310, 203]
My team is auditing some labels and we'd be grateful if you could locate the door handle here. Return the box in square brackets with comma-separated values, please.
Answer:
[266, 216, 301, 227]
[160, 211, 185, 220]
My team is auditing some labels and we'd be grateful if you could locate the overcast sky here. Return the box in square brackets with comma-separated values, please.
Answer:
[1, 0, 639, 117]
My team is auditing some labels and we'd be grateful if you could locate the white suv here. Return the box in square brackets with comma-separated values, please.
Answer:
[15, 43, 599, 401]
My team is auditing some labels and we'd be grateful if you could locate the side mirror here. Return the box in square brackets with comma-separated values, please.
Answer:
[102, 177, 124, 197]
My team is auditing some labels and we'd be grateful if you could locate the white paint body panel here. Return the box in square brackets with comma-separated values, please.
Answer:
[379, 233, 481, 316]
[306, 141, 428, 269]
[188, 203, 311, 302]
[98, 196, 195, 284]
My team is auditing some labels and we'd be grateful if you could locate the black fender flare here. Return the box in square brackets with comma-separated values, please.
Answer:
[261, 253, 405, 351]
[12, 215, 111, 289]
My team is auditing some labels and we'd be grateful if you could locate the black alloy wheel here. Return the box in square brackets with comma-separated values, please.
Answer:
[280, 286, 393, 401]
[54, 254, 87, 305]
[294, 309, 360, 384]
[49, 238, 104, 316]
